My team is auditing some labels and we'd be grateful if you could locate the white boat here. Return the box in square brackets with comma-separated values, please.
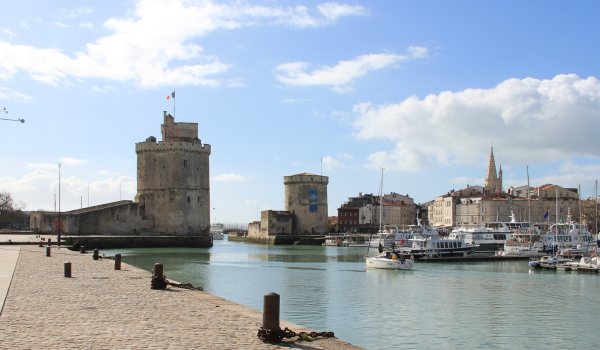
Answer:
[451, 215, 525, 252]
[539, 210, 595, 253]
[529, 255, 572, 269]
[210, 224, 224, 240]
[498, 228, 545, 257]
[560, 255, 600, 271]
[366, 251, 414, 270]
[399, 231, 474, 258]
[369, 222, 439, 248]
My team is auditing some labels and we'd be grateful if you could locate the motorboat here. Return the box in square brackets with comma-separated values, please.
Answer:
[369, 221, 440, 249]
[538, 210, 595, 253]
[397, 231, 475, 258]
[366, 250, 414, 270]
[210, 224, 224, 240]
[323, 234, 369, 247]
[498, 227, 545, 257]
[529, 255, 572, 269]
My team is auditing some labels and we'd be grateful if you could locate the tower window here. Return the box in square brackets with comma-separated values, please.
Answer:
[184, 160, 187, 168]
[197, 197, 199, 203]
[154, 158, 156, 163]
[188, 196, 190, 203]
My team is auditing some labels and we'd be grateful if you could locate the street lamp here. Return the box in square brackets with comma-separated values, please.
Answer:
[0, 108, 25, 123]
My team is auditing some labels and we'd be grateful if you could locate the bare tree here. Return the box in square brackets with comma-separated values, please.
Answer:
[0, 190, 27, 228]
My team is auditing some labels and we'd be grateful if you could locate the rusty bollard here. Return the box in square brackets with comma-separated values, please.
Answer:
[48, 238, 52, 246]
[39, 240, 43, 247]
[46, 246, 51, 257]
[115, 254, 121, 270]
[263, 292, 280, 330]
[93, 249, 99, 260]
[80, 246, 86, 254]
[151, 263, 167, 289]
[64, 262, 72, 278]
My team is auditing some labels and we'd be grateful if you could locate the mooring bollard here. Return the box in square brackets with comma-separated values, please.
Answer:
[151, 263, 167, 289]
[48, 238, 52, 246]
[93, 249, 99, 260]
[80, 246, 86, 254]
[64, 262, 72, 278]
[115, 254, 121, 270]
[46, 246, 51, 257]
[263, 292, 280, 330]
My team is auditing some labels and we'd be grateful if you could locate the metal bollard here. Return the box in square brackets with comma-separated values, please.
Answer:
[39, 240, 43, 247]
[48, 238, 52, 246]
[115, 254, 121, 270]
[46, 246, 51, 257]
[64, 262, 72, 277]
[263, 292, 280, 330]
[150, 263, 167, 289]
[80, 246, 86, 254]
[93, 249, 99, 260]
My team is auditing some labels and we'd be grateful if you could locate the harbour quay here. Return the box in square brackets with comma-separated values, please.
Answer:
[0, 246, 364, 349]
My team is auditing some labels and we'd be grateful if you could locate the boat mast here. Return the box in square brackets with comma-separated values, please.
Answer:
[596, 180, 598, 237]
[379, 167, 384, 232]
[555, 187, 558, 255]
[527, 166, 531, 223]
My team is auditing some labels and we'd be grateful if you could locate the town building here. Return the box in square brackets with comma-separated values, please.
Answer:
[338, 192, 416, 232]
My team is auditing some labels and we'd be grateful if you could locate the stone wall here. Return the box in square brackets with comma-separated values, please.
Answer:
[284, 174, 329, 234]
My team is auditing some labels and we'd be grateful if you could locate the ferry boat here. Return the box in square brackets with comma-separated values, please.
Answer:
[323, 234, 369, 247]
[397, 231, 475, 258]
[369, 222, 439, 249]
[210, 224, 224, 240]
[498, 228, 546, 257]
[450, 217, 526, 252]
[539, 211, 595, 253]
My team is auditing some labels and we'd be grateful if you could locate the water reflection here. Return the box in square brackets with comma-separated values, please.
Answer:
[104, 240, 600, 350]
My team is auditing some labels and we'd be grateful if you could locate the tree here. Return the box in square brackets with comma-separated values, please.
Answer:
[571, 198, 599, 234]
[0, 190, 27, 228]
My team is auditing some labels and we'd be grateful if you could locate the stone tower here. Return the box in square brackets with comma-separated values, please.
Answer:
[283, 173, 329, 234]
[484, 147, 502, 193]
[135, 112, 211, 235]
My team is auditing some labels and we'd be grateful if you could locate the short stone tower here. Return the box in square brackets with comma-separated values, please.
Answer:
[135, 112, 211, 235]
[283, 173, 329, 234]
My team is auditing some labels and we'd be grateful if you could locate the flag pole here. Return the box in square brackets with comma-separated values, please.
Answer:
[174, 89, 176, 118]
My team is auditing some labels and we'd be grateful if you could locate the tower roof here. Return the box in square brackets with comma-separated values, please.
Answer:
[486, 147, 498, 180]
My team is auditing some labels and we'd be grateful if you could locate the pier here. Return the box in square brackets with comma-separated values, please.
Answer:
[0, 246, 363, 349]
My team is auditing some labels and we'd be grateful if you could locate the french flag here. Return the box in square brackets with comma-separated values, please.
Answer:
[166, 91, 175, 100]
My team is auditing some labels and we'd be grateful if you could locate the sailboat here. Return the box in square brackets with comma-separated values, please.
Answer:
[365, 168, 414, 270]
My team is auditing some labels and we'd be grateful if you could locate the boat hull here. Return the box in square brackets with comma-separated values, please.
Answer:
[366, 257, 414, 270]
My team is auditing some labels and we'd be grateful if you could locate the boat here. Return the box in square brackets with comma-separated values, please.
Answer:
[322, 234, 369, 247]
[538, 209, 596, 254]
[529, 255, 572, 269]
[396, 230, 475, 258]
[210, 224, 224, 240]
[498, 227, 546, 257]
[559, 255, 600, 272]
[366, 250, 414, 270]
[450, 213, 526, 252]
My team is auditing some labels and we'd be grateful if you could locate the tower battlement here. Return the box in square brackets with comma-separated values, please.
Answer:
[283, 173, 329, 185]
[135, 140, 211, 155]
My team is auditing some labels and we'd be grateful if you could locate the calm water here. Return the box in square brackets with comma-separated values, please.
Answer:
[105, 239, 600, 350]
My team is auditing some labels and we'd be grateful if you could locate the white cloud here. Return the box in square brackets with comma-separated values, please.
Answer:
[21, 23, 30, 30]
[0, 0, 365, 88]
[80, 23, 94, 29]
[338, 153, 354, 160]
[59, 157, 87, 166]
[211, 173, 245, 182]
[281, 98, 312, 103]
[26, 163, 58, 170]
[353, 74, 600, 171]
[408, 46, 428, 58]
[274, 52, 416, 93]
[51, 22, 70, 28]
[0, 170, 136, 211]
[0, 87, 32, 102]
[2, 29, 14, 38]
[322, 156, 345, 170]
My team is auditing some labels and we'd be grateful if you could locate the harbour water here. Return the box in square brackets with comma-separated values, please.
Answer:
[106, 239, 600, 349]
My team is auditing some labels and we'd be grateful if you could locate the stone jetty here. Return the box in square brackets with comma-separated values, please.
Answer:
[0, 246, 363, 349]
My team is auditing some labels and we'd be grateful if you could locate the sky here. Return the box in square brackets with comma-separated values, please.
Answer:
[1, 0, 600, 225]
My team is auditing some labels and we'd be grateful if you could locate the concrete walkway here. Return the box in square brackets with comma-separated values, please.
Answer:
[0, 246, 364, 349]
[0, 246, 20, 315]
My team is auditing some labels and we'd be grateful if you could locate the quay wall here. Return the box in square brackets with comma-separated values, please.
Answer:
[229, 235, 325, 245]
[62, 235, 213, 249]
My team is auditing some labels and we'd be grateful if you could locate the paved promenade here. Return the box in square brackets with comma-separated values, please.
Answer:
[0, 246, 364, 349]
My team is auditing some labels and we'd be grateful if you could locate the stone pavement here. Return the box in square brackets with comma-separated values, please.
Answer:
[0, 246, 364, 350]
[0, 246, 20, 315]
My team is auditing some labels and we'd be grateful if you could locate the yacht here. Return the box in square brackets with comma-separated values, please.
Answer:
[210, 224, 224, 240]
[498, 227, 546, 257]
[538, 211, 595, 253]
[369, 221, 440, 248]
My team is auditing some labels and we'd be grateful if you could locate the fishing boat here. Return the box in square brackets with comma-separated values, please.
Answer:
[398, 231, 475, 258]
[529, 255, 572, 269]
[366, 250, 414, 270]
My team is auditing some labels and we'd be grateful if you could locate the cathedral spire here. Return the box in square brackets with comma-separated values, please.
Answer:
[485, 147, 502, 193]
[486, 147, 498, 181]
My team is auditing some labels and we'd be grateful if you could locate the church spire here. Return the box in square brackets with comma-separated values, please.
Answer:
[485, 147, 502, 193]
[486, 147, 498, 181]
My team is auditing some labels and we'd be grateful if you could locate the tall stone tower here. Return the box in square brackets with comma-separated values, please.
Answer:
[283, 173, 329, 234]
[484, 147, 502, 193]
[135, 112, 211, 235]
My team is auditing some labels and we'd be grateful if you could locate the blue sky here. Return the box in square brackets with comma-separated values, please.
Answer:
[1, 0, 600, 224]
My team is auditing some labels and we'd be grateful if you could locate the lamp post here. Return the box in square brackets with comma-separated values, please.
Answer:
[0, 108, 24, 123]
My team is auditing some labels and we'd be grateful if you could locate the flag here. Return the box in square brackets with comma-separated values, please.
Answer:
[543, 210, 549, 219]
[560, 216, 563, 222]
[166, 92, 175, 100]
